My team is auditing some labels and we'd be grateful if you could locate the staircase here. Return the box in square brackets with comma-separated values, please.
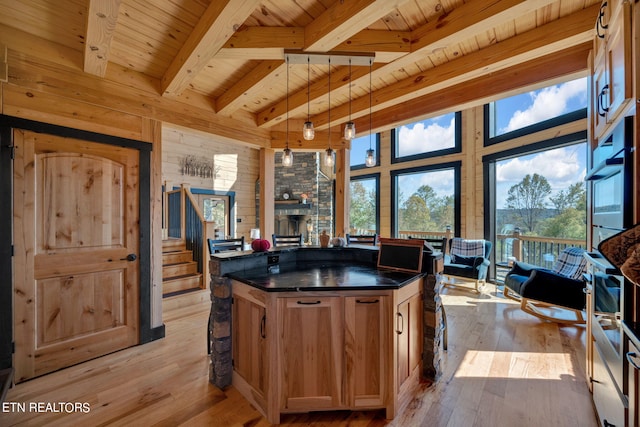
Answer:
[162, 239, 203, 297]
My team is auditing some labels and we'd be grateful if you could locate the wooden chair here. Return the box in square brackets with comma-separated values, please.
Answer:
[409, 236, 447, 253]
[271, 234, 303, 247]
[346, 233, 378, 246]
[207, 237, 245, 255]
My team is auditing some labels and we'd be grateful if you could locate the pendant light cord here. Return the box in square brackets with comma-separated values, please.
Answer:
[328, 58, 331, 150]
[307, 57, 311, 121]
[369, 58, 372, 150]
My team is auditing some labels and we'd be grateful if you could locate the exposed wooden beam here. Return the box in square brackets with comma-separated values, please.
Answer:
[216, 60, 285, 115]
[362, 42, 591, 134]
[256, 0, 564, 129]
[304, 0, 409, 52]
[309, 3, 598, 130]
[161, 0, 261, 96]
[223, 27, 305, 49]
[83, 0, 121, 77]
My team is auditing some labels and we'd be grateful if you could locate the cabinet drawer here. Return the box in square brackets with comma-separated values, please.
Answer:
[592, 341, 626, 427]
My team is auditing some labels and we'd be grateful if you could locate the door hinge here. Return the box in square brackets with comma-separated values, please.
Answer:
[231, 359, 234, 368]
[8, 145, 15, 159]
[12, 341, 15, 354]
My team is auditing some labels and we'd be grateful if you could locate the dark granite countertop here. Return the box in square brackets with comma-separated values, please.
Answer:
[228, 262, 423, 292]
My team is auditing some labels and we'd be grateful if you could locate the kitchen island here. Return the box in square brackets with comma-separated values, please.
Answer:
[208, 242, 444, 424]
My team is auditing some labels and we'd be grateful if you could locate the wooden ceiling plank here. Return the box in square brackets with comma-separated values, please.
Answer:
[161, 0, 262, 96]
[304, 0, 410, 52]
[216, 60, 286, 115]
[333, 29, 411, 53]
[84, 0, 120, 77]
[309, 3, 597, 130]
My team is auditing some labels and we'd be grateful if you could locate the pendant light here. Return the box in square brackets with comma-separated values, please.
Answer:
[324, 58, 335, 167]
[282, 56, 293, 167]
[365, 58, 376, 167]
[302, 56, 315, 140]
[344, 59, 356, 140]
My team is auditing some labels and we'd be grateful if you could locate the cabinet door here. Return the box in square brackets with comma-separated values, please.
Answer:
[279, 296, 343, 411]
[592, 343, 625, 427]
[344, 296, 388, 408]
[396, 293, 422, 389]
[605, 0, 631, 124]
[233, 296, 267, 394]
[592, 48, 608, 141]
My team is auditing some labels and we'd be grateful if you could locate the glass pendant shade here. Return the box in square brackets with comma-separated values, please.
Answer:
[344, 121, 356, 140]
[365, 148, 376, 167]
[282, 148, 293, 167]
[303, 121, 315, 140]
[324, 148, 335, 167]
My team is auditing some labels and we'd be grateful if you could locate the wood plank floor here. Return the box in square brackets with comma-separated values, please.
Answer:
[2, 285, 598, 426]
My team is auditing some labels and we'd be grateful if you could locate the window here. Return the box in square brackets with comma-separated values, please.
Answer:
[350, 134, 379, 169]
[349, 174, 379, 234]
[488, 77, 588, 139]
[391, 163, 460, 238]
[392, 112, 461, 162]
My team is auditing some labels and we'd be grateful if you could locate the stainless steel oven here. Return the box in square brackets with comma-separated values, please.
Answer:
[587, 116, 634, 247]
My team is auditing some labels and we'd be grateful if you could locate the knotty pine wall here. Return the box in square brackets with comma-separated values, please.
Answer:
[162, 125, 260, 239]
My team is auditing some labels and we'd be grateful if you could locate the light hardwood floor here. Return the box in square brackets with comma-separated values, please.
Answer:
[2, 285, 598, 426]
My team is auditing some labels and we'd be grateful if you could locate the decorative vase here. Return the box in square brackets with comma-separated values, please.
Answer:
[319, 230, 330, 248]
[251, 238, 271, 252]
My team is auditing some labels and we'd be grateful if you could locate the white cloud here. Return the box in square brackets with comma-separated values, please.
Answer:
[398, 117, 455, 156]
[501, 79, 587, 133]
[496, 146, 586, 207]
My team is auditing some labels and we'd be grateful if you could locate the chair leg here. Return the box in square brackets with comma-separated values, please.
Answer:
[503, 286, 521, 302]
[520, 298, 586, 325]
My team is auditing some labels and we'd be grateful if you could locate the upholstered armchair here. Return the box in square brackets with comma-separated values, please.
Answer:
[443, 238, 492, 291]
[503, 247, 587, 324]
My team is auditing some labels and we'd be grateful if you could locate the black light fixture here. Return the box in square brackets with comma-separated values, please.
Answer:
[365, 58, 376, 167]
[282, 56, 293, 167]
[302, 56, 315, 140]
[344, 59, 356, 140]
[324, 58, 335, 167]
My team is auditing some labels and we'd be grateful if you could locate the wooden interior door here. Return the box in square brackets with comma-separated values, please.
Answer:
[13, 130, 140, 382]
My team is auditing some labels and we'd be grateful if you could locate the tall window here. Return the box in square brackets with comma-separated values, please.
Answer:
[392, 112, 461, 162]
[488, 77, 588, 138]
[349, 174, 379, 234]
[392, 163, 459, 238]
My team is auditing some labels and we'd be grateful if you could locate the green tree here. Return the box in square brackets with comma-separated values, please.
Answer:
[505, 173, 552, 233]
[349, 181, 376, 231]
[550, 182, 585, 212]
[540, 208, 586, 239]
[399, 194, 436, 232]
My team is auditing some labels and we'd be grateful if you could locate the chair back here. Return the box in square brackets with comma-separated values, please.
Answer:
[552, 247, 587, 280]
[208, 237, 245, 255]
[410, 237, 447, 253]
[272, 234, 303, 247]
[449, 238, 491, 259]
[346, 233, 378, 246]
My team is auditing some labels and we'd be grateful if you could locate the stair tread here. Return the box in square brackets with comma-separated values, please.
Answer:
[163, 273, 202, 282]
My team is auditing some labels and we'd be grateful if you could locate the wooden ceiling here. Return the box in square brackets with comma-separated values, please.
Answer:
[0, 0, 600, 148]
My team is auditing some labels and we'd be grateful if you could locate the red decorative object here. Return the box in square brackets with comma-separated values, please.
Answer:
[251, 238, 271, 252]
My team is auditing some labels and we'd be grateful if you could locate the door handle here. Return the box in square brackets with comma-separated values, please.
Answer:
[120, 254, 137, 262]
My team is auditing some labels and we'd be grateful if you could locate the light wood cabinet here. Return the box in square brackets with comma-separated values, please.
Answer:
[232, 295, 267, 395]
[278, 296, 343, 411]
[592, 342, 626, 426]
[591, 0, 632, 142]
[396, 292, 422, 390]
[344, 296, 389, 409]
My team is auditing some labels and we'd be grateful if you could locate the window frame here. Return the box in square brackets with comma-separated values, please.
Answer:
[349, 172, 380, 235]
[391, 111, 462, 164]
[390, 161, 461, 238]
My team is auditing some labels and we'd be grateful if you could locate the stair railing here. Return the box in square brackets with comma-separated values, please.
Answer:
[166, 188, 183, 239]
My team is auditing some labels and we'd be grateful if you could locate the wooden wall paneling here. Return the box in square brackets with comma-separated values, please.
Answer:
[161, 125, 260, 240]
[0, 43, 6, 82]
[259, 149, 275, 242]
[2, 27, 270, 147]
[142, 117, 164, 330]
[334, 148, 350, 237]
[3, 85, 144, 141]
[379, 131, 392, 238]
